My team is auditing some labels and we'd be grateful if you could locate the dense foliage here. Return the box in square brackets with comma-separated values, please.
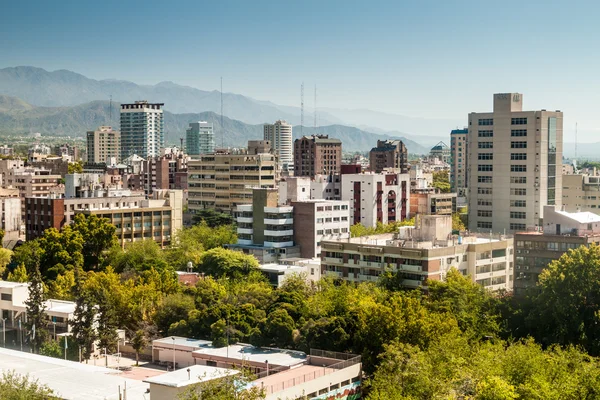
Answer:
[432, 170, 450, 193]
[0, 370, 56, 400]
[350, 218, 415, 237]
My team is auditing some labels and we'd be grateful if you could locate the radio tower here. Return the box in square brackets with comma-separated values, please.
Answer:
[575, 122, 578, 160]
[300, 82, 304, 136]
[314, 84, 317, 131]
[109, 95, 112, 121]
[221, 77, 224, 148]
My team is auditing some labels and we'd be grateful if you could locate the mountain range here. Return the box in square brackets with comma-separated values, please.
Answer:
[0, 95, 430, 154]
[0, 66, 453, 146]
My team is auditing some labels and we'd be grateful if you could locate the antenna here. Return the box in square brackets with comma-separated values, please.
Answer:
[575, 122, 578, 160]
[221, 77, 224, 148]
[180, 138, 183, 150]
[300, 82, 304, 136]
[314, 84, 317, 131]
[109, 95, 112, 121]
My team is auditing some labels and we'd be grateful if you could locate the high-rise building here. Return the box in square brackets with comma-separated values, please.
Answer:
[450, 128, 468, 197]
[186, 121, 214, 155]
[87, 126, 121, 164]
[264, 120, 293, 171]
[468, 93, 563, 233]
[294, 135, 341, 178]
[369, 140, 409, 173]
[120, 101, 164, 160]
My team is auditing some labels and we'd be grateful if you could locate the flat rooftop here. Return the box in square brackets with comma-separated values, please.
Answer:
[259, 263, 305, 273]
[192, 344, 307, 367]
[153, 336, 212, 349]
[0, 348, 149, 400]
[250, 364, 335, 394]
[0, 281, 28, 288]
[46, 299, 76, 314]
[143, 365, 238, 388]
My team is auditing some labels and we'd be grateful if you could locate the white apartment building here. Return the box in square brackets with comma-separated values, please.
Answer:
[341, 172, 411, 227]
[278, 175, 342, 204]
[468, 93, 563, 233]
[321, 215, 514, 291]
[264, 120, 293, 171]
[120, 101, 164, 160]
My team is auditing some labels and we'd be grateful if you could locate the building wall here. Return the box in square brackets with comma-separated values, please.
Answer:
[120, 102, 164, 160]
[186, 121, 215, 155]
[292, 201, 350, 258]
[562, 174, 600, 213]
[294, 136, 341, 178]
[410, 192, 457, 216]
[468, 93, 563, 233]
[264, 121, 293, 170]
[450, 129, 468, 197]
[87, 127, 120, 164]
[369, 140, 409, 173]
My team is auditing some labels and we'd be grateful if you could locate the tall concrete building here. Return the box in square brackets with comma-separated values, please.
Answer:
[120, 101, 164, 160]
[369, 140, 409, 173]
[294, 135, 341, 178]
[186, 122, 214, 155]
[87, 126, 121, 164]
[264, 120, 293, 171]
[468, 93, 563, 233]
[450, 128, 468, 197]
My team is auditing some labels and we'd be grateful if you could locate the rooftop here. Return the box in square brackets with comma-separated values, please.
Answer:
[0, 281, 28, 289]
[451, 128, 468, 134]
[259, 263, 306, 273]
[554, 209, 600, 224]
[143, 365, 238, 388]
[192, 344, 307, 367]
[153, 336, 212, 349]
[0, 348, 149, 400]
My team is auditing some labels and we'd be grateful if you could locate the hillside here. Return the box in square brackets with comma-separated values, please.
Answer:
[0, 96, 430, 154]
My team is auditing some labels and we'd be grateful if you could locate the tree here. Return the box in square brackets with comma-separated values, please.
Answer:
[70, 268, 97, 362]
[452, 212, 465, 231]
[192, 208, 235, 228]
[108, 240, 169, 273]
[72, 214, 117, 271]
[0, 370, 55, 399]
[154, 293, 196, 335]
[432, 170, 450, 193]
[130, 329, 148, 366]
[167, 222, 237, 269]
[527, 244, 600, 354]
[199, 248, 259, 280]
[0, 247, 13, 278]
[24, 262, 48, 353]
[260, 309, 295, 348]
[67, 161, 83, 174]
[6, 263, 28, 282]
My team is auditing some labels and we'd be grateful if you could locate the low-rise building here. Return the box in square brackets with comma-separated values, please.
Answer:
[562, 174, 600, 213]
[514, 205, 600, 296]
[150, 337, 362, 400]
[321, 214, 514, 291]
[410, 189, 457, 216]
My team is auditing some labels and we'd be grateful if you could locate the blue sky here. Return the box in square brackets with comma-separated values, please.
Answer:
[1, 0, 599, 139]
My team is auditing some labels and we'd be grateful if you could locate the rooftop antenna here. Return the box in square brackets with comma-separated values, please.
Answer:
[314, 84, 317, 131]
[575, 122, 578, 160]
[221, 77, 224, 148]
[300, 82, 304, 136]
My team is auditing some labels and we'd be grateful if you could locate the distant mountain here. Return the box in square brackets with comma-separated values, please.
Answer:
[0, 96, 429, 154]
[0, 66, 463, 137]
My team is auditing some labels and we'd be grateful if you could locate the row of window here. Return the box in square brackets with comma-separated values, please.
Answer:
[511, 165, 527, 172]
[479, 119, 493, 126]
[478, 153, 493, 160]
[510, 212, 526, 219]
[511, 141, 527, 148]
[512, 117, 528, 125]
[478, 165, 493, 172]
[478, 222, 526, 231]
[478, 176, 493, 183]
[511, 153, 527, 160]
[478, 142, 493, 149]
[510, 177, 527, 184]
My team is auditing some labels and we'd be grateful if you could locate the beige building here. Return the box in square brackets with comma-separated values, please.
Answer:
[87, 126, 121, 164]
[468, 93, 563, 233]
[561, 174, 600, 213]
[187, 141, 279, 213]
[321, 215, 513, 291]
[264, 120, 293, 171]
[450, 128, 468, 197]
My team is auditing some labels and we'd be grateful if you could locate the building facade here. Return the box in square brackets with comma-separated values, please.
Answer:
[87, 126, 121, 164]
[468, 93, 563, 233]
[561, 174, 600, 213]
[450, 128, 468, 198]
[264, 120, 293, 171]
[369, 139, 409, 173]
[341, 172, 410, 227]
[514, 205, 600, 296]
[410, 190, 457, 216]
[321, 215, 513, 291]
[120, 101, 164, 160]
[429, 141, 450, 163]
[187, 141, 279, 214]
[294, 135, 341, 178]
[186, 121, 214, 155]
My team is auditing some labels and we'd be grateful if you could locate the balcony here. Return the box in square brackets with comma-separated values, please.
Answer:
[357, 274, 379, 282]
[358, 260, 384, 268]
[323, 257, 343, 265]
[264, 241, 294, 248]
[399, 264, 422, 273]
[324, 271, 343, 278]
[237, 239, 253, 245]
[237, 228, 253, 235]
[264, 218, 294, 225]
[402, 279, 423, 287]
[264, 229, 294, 237]
[237, 217, 253, 224]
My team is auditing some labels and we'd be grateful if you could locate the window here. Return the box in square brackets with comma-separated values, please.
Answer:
[478, 130, 493, 137]
[511, 141, 527, 148]
[510, 223, 526, 230]
[478, 199, 492, 206]
[0, 293, 12, 301]
[548, 117, 557, 205]
[511, 188, 527, 196]
[510, 177, 527, 184]
[317, 230, 323, 235]
[477, 221, 492, 229]
[510, 211, 526, 219]
[510, 200, 526, 207]
[478, 142, 493, 149]
[479, 119, 493, 126]
[511, 165, 527, 172]
[478, 188, 493, 195]
[511, 129, 527, 137]
[478, 153, 493, 160]
[511, 117, 528, 125]
[478, 176, 493, 183]
[478, 210, 492, 217]
[511, 153, 527, 160]
[478, 165, 493, 172]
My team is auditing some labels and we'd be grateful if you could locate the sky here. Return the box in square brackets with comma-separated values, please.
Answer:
[1, 0, 599, 140]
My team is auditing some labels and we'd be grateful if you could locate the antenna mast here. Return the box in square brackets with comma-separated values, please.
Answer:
[314, 84, 317, 131]
[109, 95, 112, 121]
[221, 77, 224, 148]
[300, 82, 304, 136]
[575, 122, 578, 160]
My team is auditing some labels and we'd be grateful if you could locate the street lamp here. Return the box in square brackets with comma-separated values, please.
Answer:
[171, 336, 176, 371]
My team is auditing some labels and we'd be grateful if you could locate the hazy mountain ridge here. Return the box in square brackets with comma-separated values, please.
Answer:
[0, 96, 430, 154]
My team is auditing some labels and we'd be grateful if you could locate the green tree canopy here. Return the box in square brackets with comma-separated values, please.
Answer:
[198, 248, 260, 280]
[0, 370, 56, 400]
